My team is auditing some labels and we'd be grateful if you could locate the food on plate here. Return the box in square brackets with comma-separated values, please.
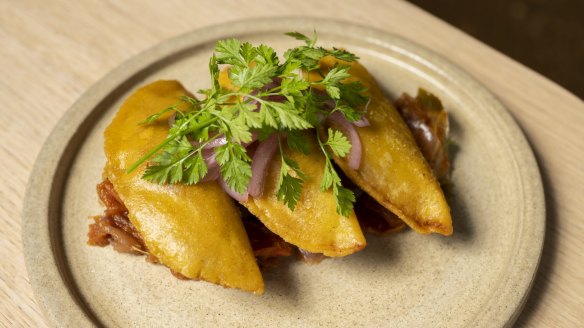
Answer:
[394, 89, 451, 183]
[96, 80, 263, 293]
[216, 66, 366, 256]
[312, 57, 452, 235]
[89, 31, 453, 293]
[354, 193, 406, 236]
[241, 136, 366, 257]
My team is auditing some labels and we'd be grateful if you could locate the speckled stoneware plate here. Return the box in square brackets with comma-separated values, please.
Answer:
[23, 18, 544, 327]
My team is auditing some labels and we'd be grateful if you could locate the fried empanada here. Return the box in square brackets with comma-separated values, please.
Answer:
[104, 80, 264, 293]
[316, 57, 452, 235]
[243, 138, 366, 257]
[218, 70, 366, 256]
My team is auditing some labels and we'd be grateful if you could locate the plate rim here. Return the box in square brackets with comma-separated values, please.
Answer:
[22, 16, 545, 328]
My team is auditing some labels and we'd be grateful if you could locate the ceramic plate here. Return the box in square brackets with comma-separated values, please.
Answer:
[23, 18, 544, 328]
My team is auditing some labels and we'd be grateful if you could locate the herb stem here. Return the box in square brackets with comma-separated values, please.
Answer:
[126, 116, 218, 173]
[315, 128, 330, 161]
[164, 133, 222, 171]
[231, 93, 264, 103]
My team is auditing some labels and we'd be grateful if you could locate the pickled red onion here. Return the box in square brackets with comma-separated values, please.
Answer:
[248, 134, 279, 198]
[352, 116, 370, 127]
[219, 178, 248, 202]
[201, 150, 220, 182]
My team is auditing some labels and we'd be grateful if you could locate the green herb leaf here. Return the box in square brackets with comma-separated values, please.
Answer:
[229, 63, 277, 90]
[321, 65, 351, 85]
[215, 39, 243, 66]
[215, 143, 252, 194]
[324, 48, 359, 62]
[184, 150, 208, 185]
[236, 101, 262, 128]
[284, 31, 316, 47]
[285, 130, 311, 155]
[277, 173, 303, 211]
[280, 76, 310, 95]
[255, 44, 279, 65]
[325, 128, 352, 157]
[240, 42, 255, 64]
[339, 81, 369, 108]
[263, 101, 312, 130]
[258, 103, 279, 129]
[277, 156, 305, 211]
[142, 137, 206, 185]
[139, 104, 178, 125]
[209, 55, 220, 93]
[320, 157, 340, 191]
[333, 185, 355, 217]
[334, 104, 362, 122]
[280, 60, 302, 76]
[325, 85, 341, 99]
[317, 129, 356, 217]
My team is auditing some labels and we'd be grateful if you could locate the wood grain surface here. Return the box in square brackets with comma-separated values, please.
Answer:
[1, 0, 582, 327]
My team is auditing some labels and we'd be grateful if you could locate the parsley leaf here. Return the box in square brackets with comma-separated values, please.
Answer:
[215, 39, 244, 66]
[230, 63, 277, 90]
[324, 128, 352, 157]
[280, 76, 310, 95]
[339, 81, 369, 108]
[235, 101, 262, 128]
[334, 104, 362, 122]
[255, 44, 279, 65]
[317, 129, 356, 217]
[320, 156, 340, 191]
[317, 65, 352, 99]
[240, 42, 255, 64]
[285, 130, 312, 155]
[333, 185, 356, 217]
[324, 47, 359, 62]
[143, 137, 206, 185]
[321, 65, 352, 85]
[183, 150, 208, 184]
[284, 31, 317, 47]
[277, 155, 306, 211]
[263, 101, 312, 130]
[215, 142, 252, 194]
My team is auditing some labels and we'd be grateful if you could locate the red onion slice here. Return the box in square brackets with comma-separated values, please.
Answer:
[201, 150, 221, 182]
[197, 132, 261, 184]
[353, 99, 371, 127]
[191, 131, 259, 150]
[327, 112, 363, 170]
[201, 164, 220, 182]
[263, 78, 281, 91]
[205, 136, 228, 148]
[248, 134, 279, 198]
[219, 177, 248, 202]
[190, 135, 227, 149]
[352, 116, 370, 127]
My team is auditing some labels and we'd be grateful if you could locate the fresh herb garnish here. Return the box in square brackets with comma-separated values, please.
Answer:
[317, 128, 356, 217]
[128, 31, 369, 216]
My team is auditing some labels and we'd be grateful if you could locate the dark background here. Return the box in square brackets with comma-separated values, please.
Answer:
[407, 0, 584, 100]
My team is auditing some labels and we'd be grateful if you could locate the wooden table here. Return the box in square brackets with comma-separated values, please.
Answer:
[1, 0, 582, 326]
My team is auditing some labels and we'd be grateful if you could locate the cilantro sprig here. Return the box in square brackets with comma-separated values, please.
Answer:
[128, 31, 369, 217]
